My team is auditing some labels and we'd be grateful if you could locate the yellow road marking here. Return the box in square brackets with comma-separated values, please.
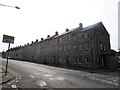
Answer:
[0, 65, 21, 85]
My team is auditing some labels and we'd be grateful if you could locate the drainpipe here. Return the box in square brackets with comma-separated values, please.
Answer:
[90, 29, 93, 69]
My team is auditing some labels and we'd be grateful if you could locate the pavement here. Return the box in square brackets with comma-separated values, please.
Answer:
[0, 66, 13, 85]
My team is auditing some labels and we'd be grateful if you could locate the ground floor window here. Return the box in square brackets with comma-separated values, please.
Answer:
[74, 57, 77, 64]
[85, 57, 90, 64]
[78, 57, 82, 64]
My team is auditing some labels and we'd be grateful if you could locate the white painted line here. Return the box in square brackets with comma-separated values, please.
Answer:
[11, 85, 17, 88]
[91, 77, 118, 86]
[57, 77, 64, 80]
[36, 80, 47, 87]
[44, 74, 53, 77]
[29, 75, 35, 78]
[49, 78, 54, 80]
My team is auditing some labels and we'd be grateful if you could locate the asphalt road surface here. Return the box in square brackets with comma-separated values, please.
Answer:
[0, 57, 119, 89]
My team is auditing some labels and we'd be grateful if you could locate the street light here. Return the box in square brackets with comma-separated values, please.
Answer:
[0, 3, 20, 9]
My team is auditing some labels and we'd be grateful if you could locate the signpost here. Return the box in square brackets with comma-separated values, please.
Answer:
[2, 34, 14, 75]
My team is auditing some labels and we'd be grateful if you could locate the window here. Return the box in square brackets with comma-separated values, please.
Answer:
[59, 58, 62, 63]
[59, 37, 62, 43]
[68, 34, 71, 40]
[85, 57, 90, 64]
[84, 33, 88, 38]
[84, 42, 89, 51]
[73, 45, 77, 51]
[73, 36, 76, 41]
[100, 43, 106, 51]
[56, 39, 58, 43]
[78, 57, 82, 64]
[59, 47, 62, 52]
[63, 46, 66, 51]
[100, 43, 103, 51]
[74, 57, 77, 64]
[79, 44, 83, 51]
[104, 44, 106, 51]
[55, 46, 57, 52]
[68, 45, 71, 51]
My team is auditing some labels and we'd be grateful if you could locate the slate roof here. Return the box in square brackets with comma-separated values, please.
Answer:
[55, 22, 102, 38]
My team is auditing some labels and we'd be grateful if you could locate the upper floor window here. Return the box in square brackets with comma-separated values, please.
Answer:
[79, 44, 83, 51]
[84, 42, 89, 51]
[56, 39, 58, 44]
[84, 33, 88, 38]
[63, 46, 66, 51]
[55, 46, 57, 52]
[100, 43, 103, 51]
[59, 37, 62, 43]
[68, 34, 71, 40]
[73, 45, 77, 51]
[100, 43, 106, 51]
[73, 36, 77, 41]
[104, 44, 106, 51]
[68, 45, 71, 51]
[59, 47, 62, 52]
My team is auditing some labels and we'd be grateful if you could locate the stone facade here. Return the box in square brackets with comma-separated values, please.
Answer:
[6, 22, 113, 69]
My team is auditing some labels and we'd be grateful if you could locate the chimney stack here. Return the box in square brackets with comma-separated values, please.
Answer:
[55, 31, 58, 36]
[47, 35, 50, 38]
[41, 38, 43, 41]
[31, 41, 34, 44]
[36, 39, 38, 42]
[66, 28, 69, 32]
[79, 23, 83, 29]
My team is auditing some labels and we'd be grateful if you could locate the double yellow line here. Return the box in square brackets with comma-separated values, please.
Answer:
[0, 65, 21, 85]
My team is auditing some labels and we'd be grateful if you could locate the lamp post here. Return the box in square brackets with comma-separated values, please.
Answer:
[0, 3, 20, 9]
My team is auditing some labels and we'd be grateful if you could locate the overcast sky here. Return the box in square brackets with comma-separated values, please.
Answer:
[0, 0, 119, 52]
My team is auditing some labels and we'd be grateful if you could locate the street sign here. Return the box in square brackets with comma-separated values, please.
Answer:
[2, 34, 14, 44]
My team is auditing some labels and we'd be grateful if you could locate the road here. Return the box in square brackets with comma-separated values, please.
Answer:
[0, 57, 119, 89]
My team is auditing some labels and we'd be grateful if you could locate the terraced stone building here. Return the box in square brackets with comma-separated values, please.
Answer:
[7, 22, 112, 69]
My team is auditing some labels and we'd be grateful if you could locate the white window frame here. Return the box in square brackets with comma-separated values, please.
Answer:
[59, 37, 62, 43]
[64, 46, 66, 51]
[68, 45, 71, 51]
[85, 57, 90, 64]
[84, 33, 88, 38]
[73, 36, 77, 41]
[74, 57, 77, 64]
[73, 45, 77, 51]
[100, 43, 103, 51]
[104, 44, 106, 51]
[78, 57, 82, 64]
[79, 44, 83, 51]
[68, 34, 71, 40]
[85, 42, 89, 51]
